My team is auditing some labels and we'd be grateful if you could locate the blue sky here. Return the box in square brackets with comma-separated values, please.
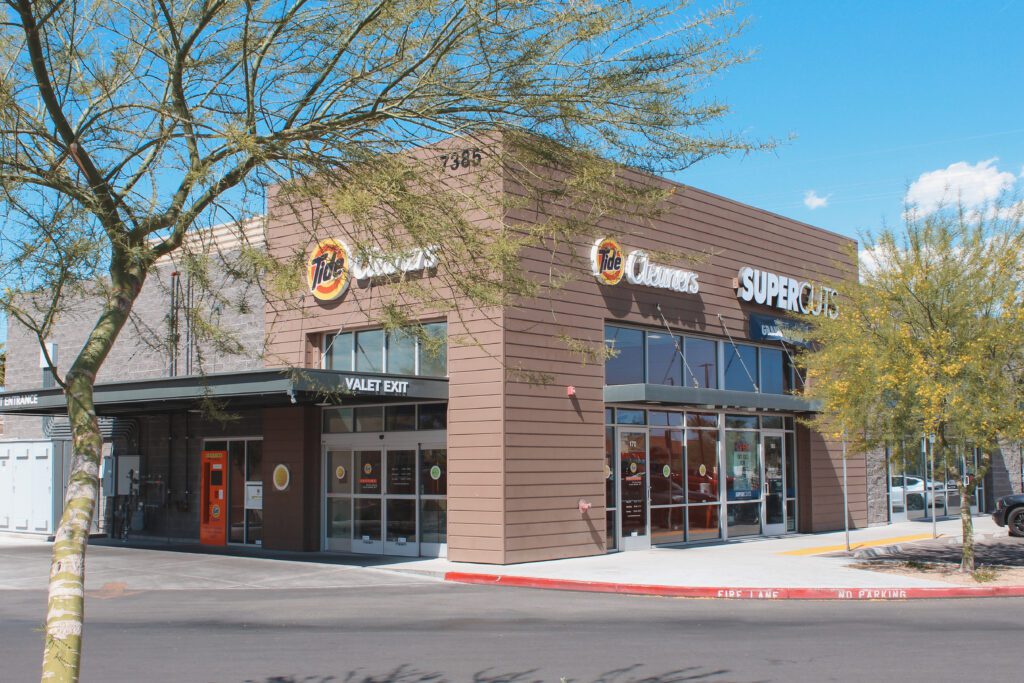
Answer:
[2, 3, 1021, 346]
[678, 1, 1024, 243]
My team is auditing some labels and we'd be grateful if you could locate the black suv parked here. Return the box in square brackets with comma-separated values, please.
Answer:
[992, 494, 1024, 537]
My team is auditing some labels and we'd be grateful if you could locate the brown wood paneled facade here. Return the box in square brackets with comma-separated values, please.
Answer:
[261, 136, 860, 565]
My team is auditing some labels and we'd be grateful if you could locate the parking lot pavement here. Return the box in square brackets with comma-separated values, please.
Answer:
[0, 535, 441, 591]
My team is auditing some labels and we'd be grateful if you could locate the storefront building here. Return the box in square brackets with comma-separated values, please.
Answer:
[3, 140, 1019, 563]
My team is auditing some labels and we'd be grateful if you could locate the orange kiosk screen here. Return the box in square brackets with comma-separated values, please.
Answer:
[199, 450, 228, 545]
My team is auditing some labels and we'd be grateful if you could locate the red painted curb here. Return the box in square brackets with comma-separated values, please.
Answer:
[443, 572, 1024, 600]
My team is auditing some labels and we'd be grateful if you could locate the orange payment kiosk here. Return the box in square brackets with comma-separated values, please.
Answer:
[200, 451, 228, 545]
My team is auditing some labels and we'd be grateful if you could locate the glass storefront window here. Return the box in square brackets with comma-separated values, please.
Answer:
[685, 337, 718, 389]
[727, 502, 761, 537]
[324, 407, 354, 433]
[651, 507, 685, 544]
[386, 499, 416, 543]
[355, 329, 384, 372]
[387, 449, 416, 495]
[649, 429, 684, 506]
[328, 450, 353, 494]
[725, 431, 760, 501]
[688, 505, 720, 541]
[354, 498, 382, 541]
[356, 451, 381, 495]
[418, 322, 448, 377]
[686, 429, 719, 503]
[605, 325, 645, 385]
[327, 498, 352, 540]
[724, 343, 758, 392]
[420, 449, 447, 495]
[647, 332, 682, 386]
[761, 415, 784, 429]
[725, 414, 758, 429]
[649, 411, 683, 427]
[417, 403, 447, 430]
[354, 406, 384, 432]
[419, 499, 446, 544]
[605, 428, 616, 510]
[686, 413, 718, 429]
[760, 348, 786, 395]
[616, 409, 646, 425]
[325, 332, 353, 371]
[385, 405, 416, 431]
[605, 408, 615, 425]
[387, 329, 417, 375]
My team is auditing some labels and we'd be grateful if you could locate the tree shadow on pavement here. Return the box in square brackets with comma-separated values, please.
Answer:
[881, 537, 1024, 567]
[244, 662, 759, 683]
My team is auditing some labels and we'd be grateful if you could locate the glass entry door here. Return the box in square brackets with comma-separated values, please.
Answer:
[619, 430, 650, 550]
[324, 433, 447, 557]
[762, 433, 786, 535]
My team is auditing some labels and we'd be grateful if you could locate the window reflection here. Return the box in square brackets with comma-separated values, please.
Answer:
[724, 343, 759, 392]
[685, 337, 717, 389]
[605, 325, 645, 385]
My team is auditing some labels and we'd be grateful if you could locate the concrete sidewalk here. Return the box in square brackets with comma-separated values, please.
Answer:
[3, 515, 1019, 600]
[392, 515, 1024, 600]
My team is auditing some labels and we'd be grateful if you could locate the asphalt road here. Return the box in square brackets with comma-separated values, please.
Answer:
[2, 582, 1019, 683]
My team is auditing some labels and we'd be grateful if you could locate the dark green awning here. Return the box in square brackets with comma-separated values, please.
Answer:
[603, 383, 819, 413]
[0, 369, 448, 416]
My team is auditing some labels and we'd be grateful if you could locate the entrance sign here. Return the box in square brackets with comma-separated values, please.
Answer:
[308, 239, 351, 301]
[591, 238, 699, 294]
[0, 393, 39, 407]
[736, 266, 838, 318]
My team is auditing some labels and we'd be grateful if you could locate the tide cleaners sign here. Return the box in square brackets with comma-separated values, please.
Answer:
[307, 239, 351, 301]
[591, 237, 699, 294]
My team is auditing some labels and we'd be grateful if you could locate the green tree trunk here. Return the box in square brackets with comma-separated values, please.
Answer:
[40, 271, 142, 682]
[40, 377, 103, 682]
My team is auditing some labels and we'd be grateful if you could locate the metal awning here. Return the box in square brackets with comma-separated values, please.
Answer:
[603, 383, 819, 413]
[0, 369, 449, 417]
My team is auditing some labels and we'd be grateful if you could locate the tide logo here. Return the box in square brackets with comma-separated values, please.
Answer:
[307, 239, 351, 301]
[591, 237, 625, 285]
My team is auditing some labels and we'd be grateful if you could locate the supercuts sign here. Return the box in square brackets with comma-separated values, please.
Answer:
[591, 238, 699, 294]
[308, 239, 351, 301]
[736, 267, 838, 319]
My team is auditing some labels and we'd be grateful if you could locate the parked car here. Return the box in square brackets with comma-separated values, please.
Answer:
[890, 475, 947, 511]
[992, 493, 1024, 537]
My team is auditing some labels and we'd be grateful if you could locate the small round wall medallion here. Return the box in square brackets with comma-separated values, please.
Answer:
[272, 464, 291, 492]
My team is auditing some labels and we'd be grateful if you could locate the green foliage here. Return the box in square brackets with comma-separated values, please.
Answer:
[0, 2, 768, 680]
[800, 200, 1024, 572]
[801, 202, 1024, 455]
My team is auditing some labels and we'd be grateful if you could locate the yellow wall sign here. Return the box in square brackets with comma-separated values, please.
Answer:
[272, 464, 291, 492]
[307, 238, 351, 301]
[591, 237, 625, 285]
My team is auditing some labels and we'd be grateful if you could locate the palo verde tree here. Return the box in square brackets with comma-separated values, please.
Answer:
[0, 1, 766, 680]
[800, 201, 1024, 574]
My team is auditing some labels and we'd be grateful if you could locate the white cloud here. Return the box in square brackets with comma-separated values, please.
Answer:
[803, 190, 830, 210]
[905, 158, 1017, 214]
